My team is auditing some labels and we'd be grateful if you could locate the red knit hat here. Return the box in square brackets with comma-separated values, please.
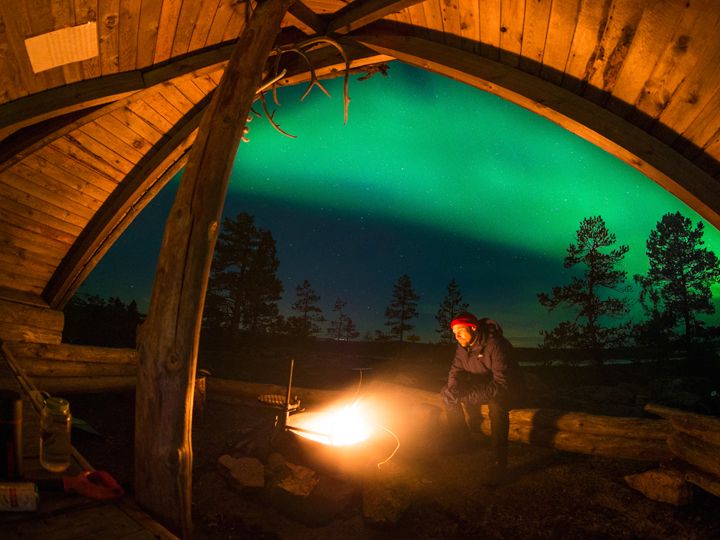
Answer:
[450, 313, 478, 330]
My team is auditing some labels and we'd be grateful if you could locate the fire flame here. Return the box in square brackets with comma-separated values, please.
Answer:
[287, 400, 373, 447]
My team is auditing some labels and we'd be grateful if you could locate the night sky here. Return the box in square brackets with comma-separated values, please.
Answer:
[80, 62, 720, 346]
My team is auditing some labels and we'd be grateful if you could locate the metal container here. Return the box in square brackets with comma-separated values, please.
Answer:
[0, 482, 38, 512]
[285, 412, 394, 477]
[0, 389, 23, 480]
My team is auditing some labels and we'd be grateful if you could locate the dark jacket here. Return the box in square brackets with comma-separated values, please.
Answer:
[446, 319, 523, 404]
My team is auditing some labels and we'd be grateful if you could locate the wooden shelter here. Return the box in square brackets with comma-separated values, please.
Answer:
[1, 0, 720, 537]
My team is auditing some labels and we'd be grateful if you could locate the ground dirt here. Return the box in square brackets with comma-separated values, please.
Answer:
[69, 342, 720, 539]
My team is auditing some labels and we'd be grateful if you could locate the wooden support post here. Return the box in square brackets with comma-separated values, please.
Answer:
[133, 0, 294, 536]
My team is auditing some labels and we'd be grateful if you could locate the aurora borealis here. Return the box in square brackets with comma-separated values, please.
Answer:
[81, 62, 720, 345]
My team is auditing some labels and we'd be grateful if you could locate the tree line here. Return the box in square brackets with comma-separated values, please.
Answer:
[64, 210, 719, 360]
[536, 212, 719, 364]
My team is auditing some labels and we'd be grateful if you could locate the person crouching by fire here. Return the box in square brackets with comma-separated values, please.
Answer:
[440, 312, 525, 485]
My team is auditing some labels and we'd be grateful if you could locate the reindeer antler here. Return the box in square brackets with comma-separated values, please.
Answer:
[253, 36, 352, 139]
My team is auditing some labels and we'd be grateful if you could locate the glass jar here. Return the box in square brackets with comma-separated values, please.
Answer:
[39, 397, 71, 473]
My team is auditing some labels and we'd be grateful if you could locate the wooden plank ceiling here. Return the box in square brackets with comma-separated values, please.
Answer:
[0, 0, 719, 314]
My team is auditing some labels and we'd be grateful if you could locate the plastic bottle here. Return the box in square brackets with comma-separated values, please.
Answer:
[39, 397, 71, 473]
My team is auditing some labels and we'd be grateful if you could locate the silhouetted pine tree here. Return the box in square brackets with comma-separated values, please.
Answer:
[287, 279, 325, 337]
[538, 216, 630, 365]
[205, 213, 282, 334]
[243, 230, 283, 332]
[634, 211, 720, 347]
[63, 294, 144, 347]
[328, 298, 360, 341]
[385, 274, 420, 342]
[435, 278, 470, 343]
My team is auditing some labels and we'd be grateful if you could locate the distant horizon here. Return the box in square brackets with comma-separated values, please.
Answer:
[78, 62, 720, 346]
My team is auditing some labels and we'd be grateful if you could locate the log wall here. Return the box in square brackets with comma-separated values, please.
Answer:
[0, 294, 63, 344]
[1, 340, 137, 394]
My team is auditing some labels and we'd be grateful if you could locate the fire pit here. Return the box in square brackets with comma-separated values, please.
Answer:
[285, 401, 372, 446]
[284, 400, 397, 476]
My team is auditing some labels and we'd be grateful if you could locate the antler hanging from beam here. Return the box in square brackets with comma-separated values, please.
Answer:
[255, 36, 352, 139]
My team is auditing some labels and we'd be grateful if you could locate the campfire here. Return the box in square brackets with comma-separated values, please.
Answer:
[266, 360, 399, 470]
[285, 400, 374, 447]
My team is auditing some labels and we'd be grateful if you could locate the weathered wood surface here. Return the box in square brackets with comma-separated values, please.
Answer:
[645, 402, 720, 423]
[667, 431, 720, 479]
[134, 0, 294, 536]
[28, 375, 137, 395]
[1, 341, 137, 392]
[206, 377, 672, 461]
[0, 297, 63, 344]
[327, 0, 425, 35]
[500, 423, 671, 462]
[645, 402, 720, 496]
[670, 415, 720, 447]
[1, 0, 720, 330]
[5, 341, 137, 364]
[684, 467, 720, 498]
[3, 0, 720, 316]
[16, 359, 136, 378]
[44, 96, 208, 308]
[507, 408, 670, 440]
[352, 24, 720, 231]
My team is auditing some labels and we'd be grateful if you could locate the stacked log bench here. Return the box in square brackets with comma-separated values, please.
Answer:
[643, 403, 720, 498]
[205, 378, 674, 461]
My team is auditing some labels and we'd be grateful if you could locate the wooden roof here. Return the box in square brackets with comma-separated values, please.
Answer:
[1, 0, 720, 313]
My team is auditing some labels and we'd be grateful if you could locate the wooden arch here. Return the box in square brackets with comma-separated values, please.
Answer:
[2, 0, 720, 536]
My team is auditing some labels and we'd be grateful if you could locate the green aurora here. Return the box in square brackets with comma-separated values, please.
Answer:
[83, 62, 720, 345]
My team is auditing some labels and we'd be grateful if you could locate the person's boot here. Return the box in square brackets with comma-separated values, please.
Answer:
[465, 407, 485, 434]
[440, 406, 473, 454]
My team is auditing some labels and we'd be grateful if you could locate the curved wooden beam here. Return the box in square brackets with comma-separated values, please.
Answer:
[0, 25, 345, 142]
[43, 97, 209, 310]
[351, 25, 720, 231]
[327, 0, 425, 35]
[40, 42, 389, 310]
[0, 41, 236, 141]
[286, 1, 327, 35]
[0, 69, 217, 175]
